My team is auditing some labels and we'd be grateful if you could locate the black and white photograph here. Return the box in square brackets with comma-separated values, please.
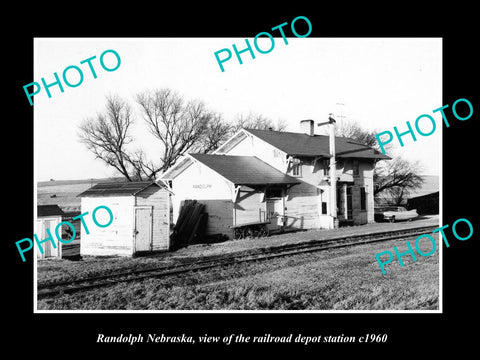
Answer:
[7, 5, 478, 356]
[33, 37, 442, 312]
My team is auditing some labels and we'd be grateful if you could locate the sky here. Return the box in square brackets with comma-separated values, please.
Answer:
[34, 37, 442, 181]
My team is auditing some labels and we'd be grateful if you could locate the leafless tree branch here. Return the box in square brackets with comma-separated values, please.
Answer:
[79, 90, 289, 182]
[136, 89, 212, 172]
[78, 95, 139, 181]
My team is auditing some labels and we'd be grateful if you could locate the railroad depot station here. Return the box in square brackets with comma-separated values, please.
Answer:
[37, 119, 393, 258]
[162, 120, 390, 239]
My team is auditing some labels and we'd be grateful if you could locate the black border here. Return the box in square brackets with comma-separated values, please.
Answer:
[7, 5, 478, 355]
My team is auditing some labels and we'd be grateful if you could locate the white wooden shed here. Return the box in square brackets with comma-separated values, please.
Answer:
[77, 181, 170, 257]
[36, 205, 65, 259]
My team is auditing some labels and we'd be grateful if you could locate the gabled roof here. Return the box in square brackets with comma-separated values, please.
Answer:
[161, 157, 191, 180]
[244, 128, 390, 159]
[77, 181, 162, 197]
[37, 204, 64, 217]
[190, 154, 301, 186]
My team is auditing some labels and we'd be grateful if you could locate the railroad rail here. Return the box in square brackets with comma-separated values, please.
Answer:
[37, 225, 438, 299]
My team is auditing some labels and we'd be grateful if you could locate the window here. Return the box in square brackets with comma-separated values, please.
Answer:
[322, 159, 330, 176]
[336, 187, 343, 216]
[273, 149, 282, 158]
[353, 160, 359, 176]
[360, 187, 366, 210]
[321, 202, 328, 215]
[347, 186, 353, 219]
[292, 163, 301, 176]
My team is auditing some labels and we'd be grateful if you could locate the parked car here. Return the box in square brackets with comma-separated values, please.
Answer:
[375, 206, 418, 222]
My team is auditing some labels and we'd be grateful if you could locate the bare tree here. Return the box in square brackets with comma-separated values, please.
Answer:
[78, 95, 139, 181]
[79, 91, 290, 181]
[126, 149, 163, 181]
[332, 118, 381, 149]
[136, 89, 212, 172]
[374, 157, 424, 205]
[232, 112, 287, 133]
[196, 112, 232, 154]
[196, 112, 287, 154]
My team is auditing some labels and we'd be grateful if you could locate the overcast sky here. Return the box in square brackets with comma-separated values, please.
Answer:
[34, 37, 442, 181]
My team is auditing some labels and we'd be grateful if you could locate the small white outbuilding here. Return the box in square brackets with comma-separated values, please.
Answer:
[36, 204, 65, 259]
[77, 181, 170, 257]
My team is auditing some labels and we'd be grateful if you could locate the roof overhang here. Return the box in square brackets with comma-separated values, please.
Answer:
[77, 181, 163, 197]
[237, 181, 300, 188]
[160, 157, 193, 180]
[213, 129, 248, 154]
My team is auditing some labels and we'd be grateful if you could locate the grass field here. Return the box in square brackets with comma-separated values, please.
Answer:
[37, 233, 440, 311]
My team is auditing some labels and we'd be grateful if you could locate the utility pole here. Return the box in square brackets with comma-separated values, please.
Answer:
[317, 115, 338, 228]
[336, 102, 346, 123]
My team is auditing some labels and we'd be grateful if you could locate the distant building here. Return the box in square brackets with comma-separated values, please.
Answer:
[405, 175, 439, 199]
[375, 175, 439, 213]
[407, 191, 439, 215]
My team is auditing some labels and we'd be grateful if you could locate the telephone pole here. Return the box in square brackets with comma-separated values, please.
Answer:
[318, 115, 338, 228]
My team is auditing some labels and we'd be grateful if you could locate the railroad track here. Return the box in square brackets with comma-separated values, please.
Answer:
[37, 225, 438, 299]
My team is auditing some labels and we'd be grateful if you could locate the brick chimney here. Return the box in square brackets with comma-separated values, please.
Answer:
[300, 119, 315, 136]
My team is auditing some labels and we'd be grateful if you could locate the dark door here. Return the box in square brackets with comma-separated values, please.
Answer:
[346, 186, 353, 220]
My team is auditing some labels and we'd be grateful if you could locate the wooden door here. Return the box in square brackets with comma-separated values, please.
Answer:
[37, 219, 56, 258]
[266, 199, 283, 231]
[134, 207, 152, 252]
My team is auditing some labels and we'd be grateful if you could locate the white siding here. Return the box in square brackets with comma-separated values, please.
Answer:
[351, 160, 375, 224]
[222, 135, 255, 156]
[36, 216, 62, 259]
[171, 160, 234, 237]
[224, 133, 287, 173]
[285, 181, 321, 229]
[200, 199, 233, 236]
[80, 196, 135, 256]
[250, 135, 286, 172]
[234, 187, 263, 226]
[172, 160, 233, 201]
[135, 186, 170, 251]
